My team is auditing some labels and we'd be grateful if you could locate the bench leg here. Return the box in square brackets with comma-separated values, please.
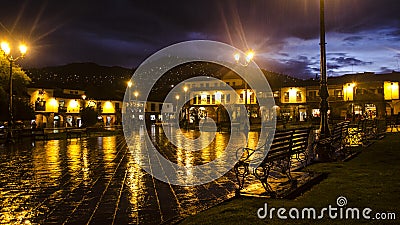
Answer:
[254, 165, 275, 197]
[234, 161, 249, 190]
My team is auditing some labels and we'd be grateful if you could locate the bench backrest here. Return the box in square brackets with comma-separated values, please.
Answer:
[265, 130, 293, 163]
[331, 121, 348, 141]
[291, 128, 311, 155]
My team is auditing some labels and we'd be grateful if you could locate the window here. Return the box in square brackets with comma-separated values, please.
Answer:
[240, 93, 244, 103]
[212, 95, 215, 104]
[226, 94, 231, 103]
[115, 102, 120, 109]
[334, 90, 342, 96]
[151, 103, 156, 111]
[159, 103, 163, 111]
[207, 95, 211, 104]
[308, 91, 317, 101]
[284, 92, 290, 102]
[59, 100, 65, 107]
[250, 93, 255, 103]
[296, 91, 302, 102]
[232, 82, 236, 87]
[200, 83, 204, 88]
[206, 83, 209, 88]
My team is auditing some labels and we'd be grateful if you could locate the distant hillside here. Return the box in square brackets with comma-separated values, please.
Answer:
[27, 62, 133, 100]
[26, 62, 301, 101]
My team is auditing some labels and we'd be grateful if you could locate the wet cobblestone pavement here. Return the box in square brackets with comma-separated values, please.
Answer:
[0, 127, 260, 224]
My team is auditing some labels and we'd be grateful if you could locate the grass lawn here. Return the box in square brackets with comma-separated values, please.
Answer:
[181, 133, 400, 224]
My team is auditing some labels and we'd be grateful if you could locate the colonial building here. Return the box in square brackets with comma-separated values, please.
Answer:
[183, 73, 260, 125]
[27, 87, 123, 128]
[183, 71, 400, 124]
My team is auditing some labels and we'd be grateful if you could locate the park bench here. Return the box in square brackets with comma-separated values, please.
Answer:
[66, 128, 86, 139]
[318, 121, 349, 159]
[386, 114, 400, 132]
[234, 128, 312, 197]
[348, 119, 381, 147]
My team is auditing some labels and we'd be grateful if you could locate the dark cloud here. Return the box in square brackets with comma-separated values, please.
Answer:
[329, 56, 372, 67]
[343, 36, 364, 42]
[265, 57, 316, 79]
[0, 0, 399, 77]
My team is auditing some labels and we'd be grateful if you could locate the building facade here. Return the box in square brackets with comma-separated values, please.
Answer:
[183, 72, 400, 124]
[27, 87, 123, 128]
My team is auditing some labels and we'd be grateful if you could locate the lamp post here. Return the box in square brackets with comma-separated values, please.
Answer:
[184, 86, 188, 129]
[134, 91, 138, 103]
[319, 0, 330, 137]
[234, 50, 254, 116]
[127, 81, 133, 102]
[1, 41, 27, 144]
[175, 94, 180, 113]
[81, 94, 87, 109]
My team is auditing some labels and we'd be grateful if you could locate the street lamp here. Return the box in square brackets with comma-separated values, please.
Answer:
[134, 91, 139, 105]
[127, 81, 133, 102]
[175, 95, 180, 112]
[234, 50, 254, 112]
[81, 94, 87, 109]
[1, 41, 28, 144]
[234, 50, 254, 67]
[319, 0, 330, 137]
[183, 86, 189, 129]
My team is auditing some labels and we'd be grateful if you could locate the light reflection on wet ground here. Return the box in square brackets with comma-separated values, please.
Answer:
[0, 127, 260, 224]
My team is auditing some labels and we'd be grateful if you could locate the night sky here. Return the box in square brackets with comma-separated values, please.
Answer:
[1, 0, 400, 78]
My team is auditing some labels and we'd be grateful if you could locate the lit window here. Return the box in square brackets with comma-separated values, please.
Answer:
[296, 91, 302, 101]
[284, 92, 289, 102]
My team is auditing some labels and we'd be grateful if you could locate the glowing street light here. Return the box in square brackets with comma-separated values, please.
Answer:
[183, 86, 189, 128]
[233, 49, 255, 110]
[1, 40, 28, 144]
[233, 50, 254, 66]
[127, 81, 133, 102]
[175, 95, 180, 113]
[134, 91, 139, 104]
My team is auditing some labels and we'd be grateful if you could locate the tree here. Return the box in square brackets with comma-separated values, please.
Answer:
[0, 54, 32, 122]
[80, 106, 98, 127]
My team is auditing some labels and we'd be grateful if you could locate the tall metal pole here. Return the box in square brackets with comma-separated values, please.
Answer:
[319, 0, 330, 137]
[6, 59, 14, 143]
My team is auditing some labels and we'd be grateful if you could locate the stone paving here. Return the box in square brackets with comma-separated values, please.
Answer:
[3, 124, 371, 224]
[1, 128, 260, 225]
